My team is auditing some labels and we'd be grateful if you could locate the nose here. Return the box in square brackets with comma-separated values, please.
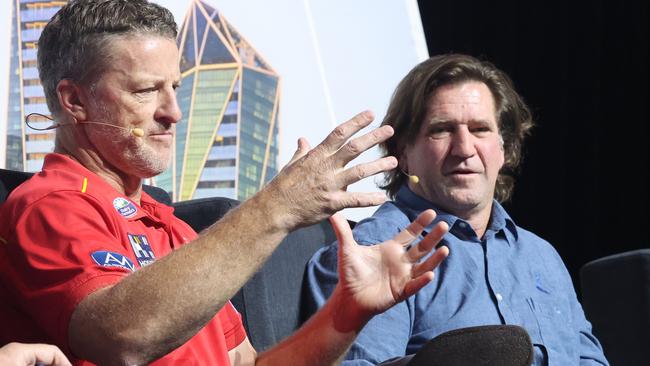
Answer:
[450, 127, 476, 158]
[156, 87, 182, 124]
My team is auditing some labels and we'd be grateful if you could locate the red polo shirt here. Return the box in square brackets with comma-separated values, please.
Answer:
[0, 153, 246, 365]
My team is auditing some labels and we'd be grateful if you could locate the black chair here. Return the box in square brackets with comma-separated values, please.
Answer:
[581, 249, 650, 366]
[172, 195, 337, 351]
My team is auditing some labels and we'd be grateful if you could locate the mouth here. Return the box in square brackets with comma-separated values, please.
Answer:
[148, 131, 174, 137]
[446, 169, 479, 175]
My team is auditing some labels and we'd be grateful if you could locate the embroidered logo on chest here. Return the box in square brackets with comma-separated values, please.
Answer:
[128, 233, 156, 267]
[113, 197, 138, 218]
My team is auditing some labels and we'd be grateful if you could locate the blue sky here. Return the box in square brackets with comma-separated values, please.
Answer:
[0, 0, 428, 221]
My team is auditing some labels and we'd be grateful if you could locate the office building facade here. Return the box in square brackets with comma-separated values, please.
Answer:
[4, 0, 66, 172]
[154, 0, 280, 202]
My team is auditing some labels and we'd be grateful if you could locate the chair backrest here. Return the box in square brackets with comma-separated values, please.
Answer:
[0, 169, 33, 204]
[173, 196, 339, 351]
[580, 249, 650, 365]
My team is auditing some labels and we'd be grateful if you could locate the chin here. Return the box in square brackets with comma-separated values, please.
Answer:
[127, 159, 169, 178]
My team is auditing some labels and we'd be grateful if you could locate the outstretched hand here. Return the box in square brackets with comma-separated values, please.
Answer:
[266, 111, 396, 230]
[0, 343, 72, 366]
[329, 210, 449, 330]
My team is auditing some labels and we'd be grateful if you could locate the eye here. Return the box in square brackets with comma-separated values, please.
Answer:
[135, 87, 157, 95]
[428, 125, 453, 139]
[469, 123, 494, 136]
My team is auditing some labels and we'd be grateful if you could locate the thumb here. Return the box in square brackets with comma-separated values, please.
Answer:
[287, 137, 312, 166]
[329, 211, 354, 249]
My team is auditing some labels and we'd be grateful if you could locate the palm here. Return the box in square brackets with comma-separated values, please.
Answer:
[331, 210, 449, 317]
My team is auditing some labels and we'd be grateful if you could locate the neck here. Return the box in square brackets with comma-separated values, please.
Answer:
[456, 202, 493, 239]
[408, 183, 494, 239]
[54, 144, 143, 204]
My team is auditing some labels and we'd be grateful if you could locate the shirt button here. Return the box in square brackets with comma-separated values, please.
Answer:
[495, 293, 503, 302]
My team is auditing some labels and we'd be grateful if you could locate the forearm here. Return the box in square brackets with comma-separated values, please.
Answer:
[69, 189, 292, 364]
[256, 286, 370, 366]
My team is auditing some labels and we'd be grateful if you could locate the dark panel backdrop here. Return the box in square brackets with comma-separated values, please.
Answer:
[417, 0, 649, 293]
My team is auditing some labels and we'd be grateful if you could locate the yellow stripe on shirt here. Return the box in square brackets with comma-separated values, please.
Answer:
[81, 177, 88, 193]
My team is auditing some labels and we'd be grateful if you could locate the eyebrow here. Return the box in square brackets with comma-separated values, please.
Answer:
[426, 118, 494, 125]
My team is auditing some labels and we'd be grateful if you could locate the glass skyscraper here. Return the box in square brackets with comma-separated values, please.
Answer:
[4, 0, 65, 172]
[154, 0, 281, 202]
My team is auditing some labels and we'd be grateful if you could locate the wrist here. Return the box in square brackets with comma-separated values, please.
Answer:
[328, 285, 373, 334]
[246, 184, 296, 234]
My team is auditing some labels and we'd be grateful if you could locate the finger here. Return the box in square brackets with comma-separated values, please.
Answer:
[338, 156, 397, 187]
[401, 272, 435, 299]
[329, 212, 354, 248]
[412, 245, 449, 278]
[392, 209, 437, 246]
[29, 344, 72, 366]
[287, 137, 312, 166]
[318, 111, 375, 153]
[332, 191, 388, 211]
[406, 220, 449, 262]
[332, 125, 394, 165]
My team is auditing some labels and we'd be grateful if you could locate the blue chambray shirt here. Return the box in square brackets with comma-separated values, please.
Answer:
[306, 185, 608, 365]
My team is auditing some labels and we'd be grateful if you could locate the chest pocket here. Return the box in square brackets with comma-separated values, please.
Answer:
[512, 278, 578, 365]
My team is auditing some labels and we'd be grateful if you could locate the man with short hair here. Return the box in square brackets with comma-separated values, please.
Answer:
[0, 1, 450, 364]
[306, 54, 609, 365]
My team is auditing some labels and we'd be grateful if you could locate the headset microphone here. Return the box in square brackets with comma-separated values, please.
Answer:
[77, 121, 145, 137]
[401, 169, 420, 185]
[25, 112, 144, 137]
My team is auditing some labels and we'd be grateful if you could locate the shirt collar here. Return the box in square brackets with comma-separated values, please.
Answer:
[42, 153, 172, 224]
[394, 184, 519, 242]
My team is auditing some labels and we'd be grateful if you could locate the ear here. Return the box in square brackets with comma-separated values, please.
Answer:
[497, 135, 506, 169]
[56, 79, 88, 122]
[399, 144, 411, 172]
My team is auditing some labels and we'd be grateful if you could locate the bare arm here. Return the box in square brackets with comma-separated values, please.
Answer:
[68, 112, 397, 365]
[252, 210, 449, 366]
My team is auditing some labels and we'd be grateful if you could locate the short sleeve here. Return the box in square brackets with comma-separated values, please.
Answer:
[3, 191, 132, 348]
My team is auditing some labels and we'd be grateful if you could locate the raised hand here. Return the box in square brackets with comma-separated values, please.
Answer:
[265, 111, 397, 230]
[329, 210, 449, 331]
[0, 343, 72, 366]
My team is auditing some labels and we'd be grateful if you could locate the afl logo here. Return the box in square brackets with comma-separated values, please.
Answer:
[113, 197, 137, 218]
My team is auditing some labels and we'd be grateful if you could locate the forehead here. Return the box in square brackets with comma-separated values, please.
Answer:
[424, 81, 497, 123]
[100, 35, 181, 80]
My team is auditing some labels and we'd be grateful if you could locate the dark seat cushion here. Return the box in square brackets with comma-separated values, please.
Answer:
[232, 219, 338, 351]
[581, 249, 650, 365]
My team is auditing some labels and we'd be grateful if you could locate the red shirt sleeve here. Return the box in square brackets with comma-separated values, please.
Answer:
[219, 301, 247, 350]
[4, 191, 131, 349]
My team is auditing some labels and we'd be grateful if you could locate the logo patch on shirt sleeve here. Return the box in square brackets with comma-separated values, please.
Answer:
[91, 251, 135, 272]
[128, 233, 156, 267]
[113, 197, 138, 218]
